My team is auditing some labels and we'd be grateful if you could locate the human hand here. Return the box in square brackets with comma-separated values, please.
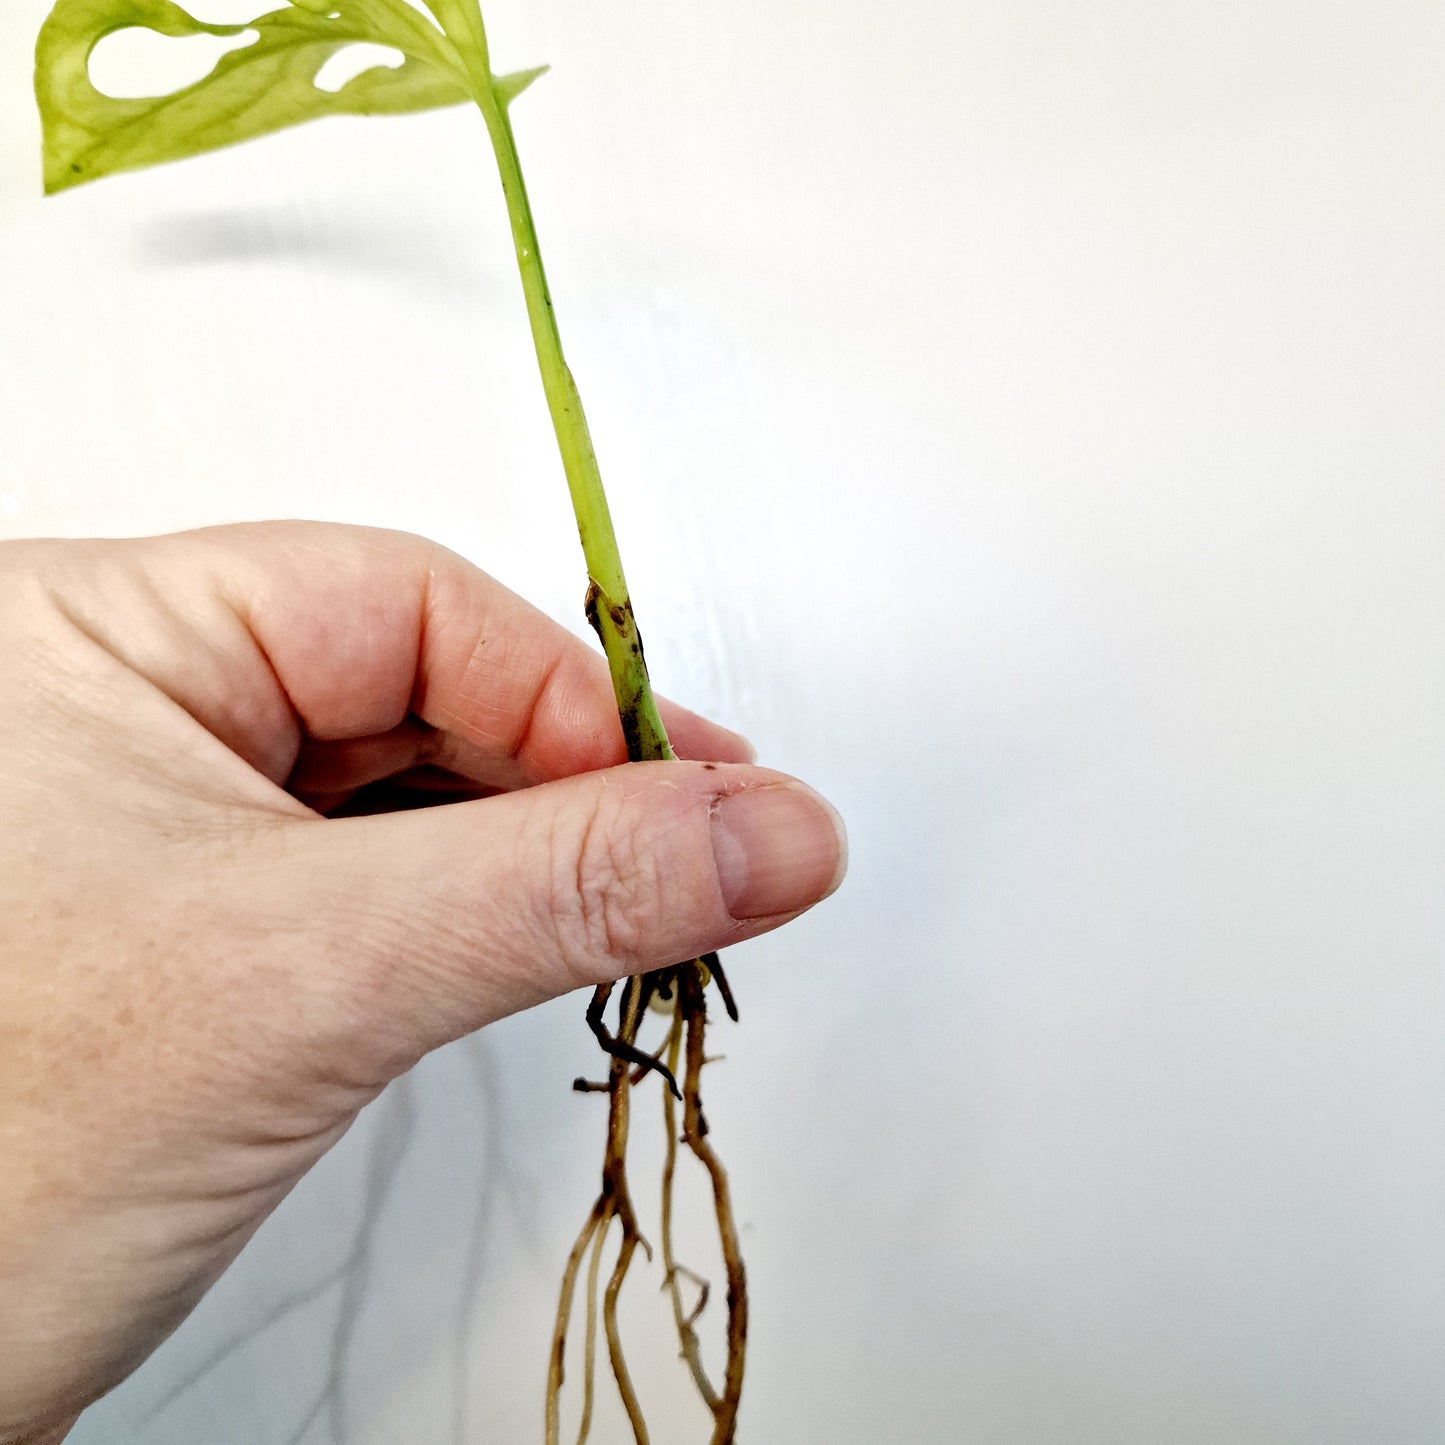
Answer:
[0, 523, 845, 1445]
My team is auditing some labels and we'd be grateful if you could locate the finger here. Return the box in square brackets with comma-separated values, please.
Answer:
[288, 707, 753, 803]
[34, 524, 754, 791]
[657, 700, 757, 765]
[216, 524, 755, 782]
[287, 721, 514, 797]
[269, 762, 846, 1082]
[287, 717, 445, 796]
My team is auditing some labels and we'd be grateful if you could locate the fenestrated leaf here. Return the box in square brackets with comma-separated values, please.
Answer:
[35, 0, 478, 194]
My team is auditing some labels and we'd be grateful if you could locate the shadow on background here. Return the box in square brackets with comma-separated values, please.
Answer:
[134, 207, 500, 305]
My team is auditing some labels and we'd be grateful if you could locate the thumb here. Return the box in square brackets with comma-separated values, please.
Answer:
[280, 761, 846, 1078]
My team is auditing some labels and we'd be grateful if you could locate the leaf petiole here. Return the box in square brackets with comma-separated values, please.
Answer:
[464, 22, 673, 763]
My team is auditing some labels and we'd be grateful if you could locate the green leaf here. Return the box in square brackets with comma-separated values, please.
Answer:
[35, 0, 476, 194]
[492, 63, 548, 109]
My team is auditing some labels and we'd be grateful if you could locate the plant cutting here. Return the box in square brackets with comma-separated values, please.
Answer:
[33, 2, 750, 1439]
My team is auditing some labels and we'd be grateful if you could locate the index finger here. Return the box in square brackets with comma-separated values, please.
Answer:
[40, 522, 754, 788]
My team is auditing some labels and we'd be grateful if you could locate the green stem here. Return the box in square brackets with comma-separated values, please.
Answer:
[459, 19, 673, 762]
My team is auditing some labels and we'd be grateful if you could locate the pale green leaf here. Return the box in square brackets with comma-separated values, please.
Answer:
[492, 63, 548, 109]
[35, 0, 476, 194]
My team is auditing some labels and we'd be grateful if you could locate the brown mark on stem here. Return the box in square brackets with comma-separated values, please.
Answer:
[583, 581, 653, 762]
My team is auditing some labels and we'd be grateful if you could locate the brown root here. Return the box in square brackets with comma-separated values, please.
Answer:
[603, 1225, 650, 1443]
[574, 1207, 610, 1445]
[677, 966, 748, 1442]
[547, 962, 747, 1443]
[546, 1200, 607, 1445]
[587, 980, 681, 1099]
[660, 1005, 723, 1412]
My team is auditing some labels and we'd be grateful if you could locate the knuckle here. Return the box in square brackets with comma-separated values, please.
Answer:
[544, 788, 656, 978]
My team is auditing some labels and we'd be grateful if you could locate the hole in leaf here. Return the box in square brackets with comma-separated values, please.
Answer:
[88, 26, 258, 99]
[312, 43, 405, 93]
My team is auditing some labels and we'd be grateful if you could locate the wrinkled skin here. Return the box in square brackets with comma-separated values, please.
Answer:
[0, 523, 845, 1443]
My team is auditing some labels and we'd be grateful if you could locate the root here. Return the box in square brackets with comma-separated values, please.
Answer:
[678, 966, 748, 1443]
[546, 1200, 607, 1445]
[573, 1027, 676, 1094]
[547, 961, 748, 1444]
[548, 978, 653, 1445]
[600, 979, 651, 1444]
[698, 952, 739, 1023]
[587, 980, 681, 1099]
[603, 1225, 650, 1443]
[661, 1006, 722, 1412]
[574, 1207, 610, 1445]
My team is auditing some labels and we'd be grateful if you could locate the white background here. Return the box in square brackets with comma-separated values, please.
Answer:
[3, 1, 1445, 1440]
